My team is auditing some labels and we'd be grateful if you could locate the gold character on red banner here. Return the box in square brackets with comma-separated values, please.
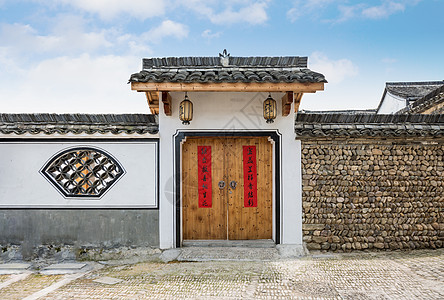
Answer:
[243, 146, 257, 207]
[198, 146, 212, 207]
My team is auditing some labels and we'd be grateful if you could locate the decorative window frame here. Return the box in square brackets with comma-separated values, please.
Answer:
[40, 146, 126, 199]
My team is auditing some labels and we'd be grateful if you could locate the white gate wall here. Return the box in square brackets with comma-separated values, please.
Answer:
[0, 140, 158, 208]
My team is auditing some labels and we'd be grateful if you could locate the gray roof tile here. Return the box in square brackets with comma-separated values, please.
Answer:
[0, 114, 158, 135]
[295, 113, 444, 138]
[386, 81, 444, 101]
[397, 84, 444, 114]
[129, 55, 326, 84]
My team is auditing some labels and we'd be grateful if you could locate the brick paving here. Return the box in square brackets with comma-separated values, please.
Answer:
[0, 274, 10, 284]
[0, 274, 63, 300]
[0, 249, 443, 299]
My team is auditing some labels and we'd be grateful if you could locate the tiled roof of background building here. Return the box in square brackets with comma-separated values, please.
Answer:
[129, 56, 327, 84]
[397, 84, 444, 114]
[0, 114, 158, 135]
[385, 81, 444, 102]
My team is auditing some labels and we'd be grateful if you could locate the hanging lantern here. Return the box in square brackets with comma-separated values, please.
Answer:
[263, 93, 276, 123]
[179, 93, 193, 125]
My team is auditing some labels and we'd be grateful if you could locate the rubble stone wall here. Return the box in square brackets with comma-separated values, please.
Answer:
[301, 139, 444, 251]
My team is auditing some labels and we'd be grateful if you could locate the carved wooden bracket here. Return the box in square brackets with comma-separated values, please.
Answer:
[162, 92, 172, 116]
[282, 91, 293, 116]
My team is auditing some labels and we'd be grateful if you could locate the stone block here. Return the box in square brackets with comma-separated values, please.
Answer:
[302, 224, 325, 231]
[306, 243, 321, 250]
[312, 236, 328, 243]
[374, 243, 385, 249]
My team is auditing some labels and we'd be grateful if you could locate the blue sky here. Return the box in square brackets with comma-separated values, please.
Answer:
[0, 0, 442, 113]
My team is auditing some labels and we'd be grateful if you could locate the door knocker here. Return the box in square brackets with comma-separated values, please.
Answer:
[230, 180, 237, 189]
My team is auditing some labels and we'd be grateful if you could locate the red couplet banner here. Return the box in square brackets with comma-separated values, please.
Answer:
[198, 146, 212, 208]
[243, 145, 258, 207]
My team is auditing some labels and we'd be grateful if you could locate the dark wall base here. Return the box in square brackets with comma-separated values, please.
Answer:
[0, 210, 159, 260]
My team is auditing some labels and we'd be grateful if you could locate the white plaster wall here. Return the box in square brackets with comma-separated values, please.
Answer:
[0, 140, 158, 208]
[158, 92, 302, 249]
[377, 92, 407, 114]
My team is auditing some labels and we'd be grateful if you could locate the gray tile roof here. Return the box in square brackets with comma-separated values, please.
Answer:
[376, 81, 444, 114]
[295, 113, 444, 138]
[0, 114, 158, 135]
[385, 81, 444, 102]
[143, 56, 308, 68]
[397, 84, 444, 114]
[129, 56, 327, 84]
[300, 109, 377, 115]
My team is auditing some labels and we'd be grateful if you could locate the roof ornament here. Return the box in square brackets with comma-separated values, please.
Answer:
[219, 49, 230, 67]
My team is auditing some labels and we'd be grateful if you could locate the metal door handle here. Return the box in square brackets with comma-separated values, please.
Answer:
[230, 180, 237, 189]
[218, 181, 225, 189]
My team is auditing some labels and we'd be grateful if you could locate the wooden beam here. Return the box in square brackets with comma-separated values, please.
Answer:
[161, 92, 172, 116]
[294, 93, 303, 113]
[132, 82, 324, 93]
[281, 92, 293, 117]
[145, 92, 159, 114]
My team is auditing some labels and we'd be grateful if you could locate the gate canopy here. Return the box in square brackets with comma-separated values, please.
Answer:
[129, 53, 327, 115]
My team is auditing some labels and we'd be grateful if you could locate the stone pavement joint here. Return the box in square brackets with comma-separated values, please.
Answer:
[0, 273, 31, 289]
[93, 276, 124, 285]
[22, 272, 89, 300]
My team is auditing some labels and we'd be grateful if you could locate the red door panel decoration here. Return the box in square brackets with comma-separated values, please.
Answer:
[243, 145, 257, 207]
[198, 146, 212, 208]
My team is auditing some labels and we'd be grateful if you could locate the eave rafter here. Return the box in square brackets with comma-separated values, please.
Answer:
[143, 91, 173, 115]
[144, 91, 159, 114]
[134, 82, 324, 116]
[294, 93, 303, 113]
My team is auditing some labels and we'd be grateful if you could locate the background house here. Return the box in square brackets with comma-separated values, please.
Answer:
[376, 81, 444, 114]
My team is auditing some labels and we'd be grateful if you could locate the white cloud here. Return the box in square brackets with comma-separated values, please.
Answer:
[0, 18, 112, 58]
[335, 4, 364, 22]
[54, 0, 166, 21]
[288, 0, 420, 22]
[202, 29, 222, 39]
[181, 1, 270, 25]
[287, 0, 334, 22]
[0, 16, 188, 60]
[144, 20, 189, 43]
[362, 1, 405, 19]
[0, 54, 148, 113]
[309, 52, 358, 84]
[210, 2, 269, 25]
[0, 16, 189, 113]
[382, 58, 398, 64]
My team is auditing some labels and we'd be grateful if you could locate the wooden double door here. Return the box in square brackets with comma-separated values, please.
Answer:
[182, 137, 273, 240]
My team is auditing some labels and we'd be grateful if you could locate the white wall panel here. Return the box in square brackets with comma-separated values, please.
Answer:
[377, 93, 407, 114]
[0, 140, 158, 208]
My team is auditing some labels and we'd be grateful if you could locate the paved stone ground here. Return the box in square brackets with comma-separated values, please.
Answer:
[0, 249, 443, 299]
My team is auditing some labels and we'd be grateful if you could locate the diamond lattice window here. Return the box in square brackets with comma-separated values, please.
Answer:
[41, 148, 125, 198]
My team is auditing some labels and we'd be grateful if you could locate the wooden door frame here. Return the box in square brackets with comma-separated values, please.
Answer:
[174, 130, 281, 247]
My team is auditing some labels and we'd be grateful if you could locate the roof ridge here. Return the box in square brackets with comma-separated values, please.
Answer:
[143, 56, 308, 69]
[295, 113, 444, 124]
[0, 113, 156, 125]
[386, 81, 444, 86]
[0, 113, 159, 135]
